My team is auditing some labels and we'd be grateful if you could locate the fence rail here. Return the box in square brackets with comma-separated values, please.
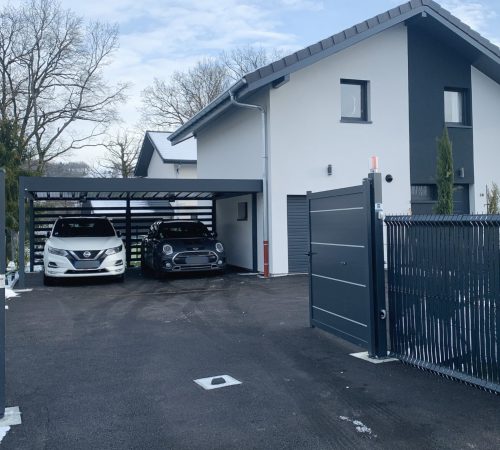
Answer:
[386, 215, 500, 392]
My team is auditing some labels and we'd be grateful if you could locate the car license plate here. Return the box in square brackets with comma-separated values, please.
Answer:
[74, 260, 100, 270]
[186, 256, 209, 265]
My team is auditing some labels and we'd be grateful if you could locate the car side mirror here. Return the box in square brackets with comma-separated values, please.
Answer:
[116, 231, 122, 238]
[211, 231, 217, 238]
[46, 231, 51, 238]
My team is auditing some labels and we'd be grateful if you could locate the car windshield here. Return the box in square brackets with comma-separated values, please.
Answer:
[52, 218, 116, 238]
[158, 222, 210, 239]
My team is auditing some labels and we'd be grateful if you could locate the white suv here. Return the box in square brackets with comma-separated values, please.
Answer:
[43, 217, 126, 285]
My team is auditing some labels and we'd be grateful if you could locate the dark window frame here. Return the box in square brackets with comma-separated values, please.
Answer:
[340, 79, 370, 123]
[444, 87, 470, 126]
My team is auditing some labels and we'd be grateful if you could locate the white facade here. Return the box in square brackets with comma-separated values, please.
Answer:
[146, 149, 197, 179]
[216, 195, 254, 269]
[268, 25, 410, 273]
[193, 26, 411, 274]
[471, 67, 500, 213]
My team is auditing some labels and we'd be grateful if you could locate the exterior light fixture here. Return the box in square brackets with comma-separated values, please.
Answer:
[327, 164, 333, 176]
[458, 167, 465, 178]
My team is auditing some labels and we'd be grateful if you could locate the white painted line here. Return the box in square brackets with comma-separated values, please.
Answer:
[0, 406, 22, 443]
[310, 207, 363, 213]
[194, 375, 242, 391]
[313, 306, 367, 328]
[311, 242, 365, 249]
[312, 273, 366, 288]
[350, 351, 399, 364]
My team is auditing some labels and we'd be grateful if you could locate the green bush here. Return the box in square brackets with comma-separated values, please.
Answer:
[434, 128, 454, 214]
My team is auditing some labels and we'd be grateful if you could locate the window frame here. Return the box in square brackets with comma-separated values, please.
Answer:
[340, 79, 370, 123]
[444, 87, 469, 126]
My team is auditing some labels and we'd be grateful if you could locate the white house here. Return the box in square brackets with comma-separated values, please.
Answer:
[166, 0, 500, 275]
[134, 131, 197, 179]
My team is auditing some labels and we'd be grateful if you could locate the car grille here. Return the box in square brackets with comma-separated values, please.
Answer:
[72, 250, 102, 260]
[173, 251, 218, 265]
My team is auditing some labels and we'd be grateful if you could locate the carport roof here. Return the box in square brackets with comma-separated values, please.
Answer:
[19, 176, 262, 201]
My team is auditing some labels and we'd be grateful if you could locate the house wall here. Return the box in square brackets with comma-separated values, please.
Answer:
[268, 24, 411, 274]
[471, 67, 500, 213]
[216, 194, 256, 270]
[147, 149, 197, 179]
[196, 92, 266, 272]
[195, 91, 268, 180]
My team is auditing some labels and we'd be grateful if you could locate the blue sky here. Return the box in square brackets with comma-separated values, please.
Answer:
[4, 0, 500, 161]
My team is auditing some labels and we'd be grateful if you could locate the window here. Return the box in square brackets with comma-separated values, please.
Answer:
[444, 88, 467, 124]
[237, 202, 248, 221]
[341, 79, 369, 122]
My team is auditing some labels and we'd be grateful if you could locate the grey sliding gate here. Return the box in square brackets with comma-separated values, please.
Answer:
[386, 215, 500, 393]
[308, 173, 387, 357]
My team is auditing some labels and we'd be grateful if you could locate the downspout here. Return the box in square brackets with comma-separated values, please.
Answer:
[229, 86, 270, 278]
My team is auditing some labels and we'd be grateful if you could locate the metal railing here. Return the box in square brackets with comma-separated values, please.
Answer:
[386, 215, 500, 392]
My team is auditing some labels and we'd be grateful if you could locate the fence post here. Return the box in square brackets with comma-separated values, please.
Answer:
[0, 169, 6, 416]
[368, 172, 388, 358]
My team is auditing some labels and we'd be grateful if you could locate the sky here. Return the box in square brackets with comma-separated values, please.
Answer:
[4, 0, 500, 163]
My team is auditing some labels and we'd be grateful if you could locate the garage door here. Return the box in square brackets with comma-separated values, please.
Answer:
[287, 195, 309, 273]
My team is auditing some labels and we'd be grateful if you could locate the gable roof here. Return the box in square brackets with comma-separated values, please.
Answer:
[135, 131, 196, 177]
[169, 0, 500, 145]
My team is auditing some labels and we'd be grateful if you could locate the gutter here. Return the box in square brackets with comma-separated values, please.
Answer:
[229, 86, 270, 278]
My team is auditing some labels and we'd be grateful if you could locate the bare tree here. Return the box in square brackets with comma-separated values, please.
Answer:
[141, 47, 283, 131]
[92, 131, 140, 178]
[141, 58, 228, 130]
[0, 0, 128, 173]
[221, 45, 283, 81]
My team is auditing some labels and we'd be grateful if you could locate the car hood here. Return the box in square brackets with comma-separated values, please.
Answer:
[161, 237, 216, 251]
[46, 236, 122, 251]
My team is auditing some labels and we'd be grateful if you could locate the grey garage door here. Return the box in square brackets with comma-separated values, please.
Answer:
[287, 195, 309, 273]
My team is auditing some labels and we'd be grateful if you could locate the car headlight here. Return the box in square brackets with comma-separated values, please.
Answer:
[163, 244, 174, 255]
[48, 246, 68, 257]
[215, 242, 224, 253]
[105, 245, 123, 256]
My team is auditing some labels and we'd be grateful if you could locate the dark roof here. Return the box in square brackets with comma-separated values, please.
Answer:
[169, 0, 500, 145]
[20, 177, 262, 202]
[135, 131, 196, 177]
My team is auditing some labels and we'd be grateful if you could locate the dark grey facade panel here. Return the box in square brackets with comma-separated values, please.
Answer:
[407, 23, 474, 192]
[287, 196, 309, 273]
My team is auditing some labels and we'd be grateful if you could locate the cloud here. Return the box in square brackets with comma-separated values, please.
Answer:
[441, 0, 496, 32]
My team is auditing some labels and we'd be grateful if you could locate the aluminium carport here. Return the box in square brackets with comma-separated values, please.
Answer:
[17, 176, 263, 288]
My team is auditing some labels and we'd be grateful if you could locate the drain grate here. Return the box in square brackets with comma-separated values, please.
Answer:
[194, 375, 242, 390]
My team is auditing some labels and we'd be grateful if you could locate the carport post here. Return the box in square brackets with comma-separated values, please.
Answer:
[18, 179, 26, 289]
[0, 169, 6, 416]
[125, 194, 132, 267]
[29, 199, 34, 273]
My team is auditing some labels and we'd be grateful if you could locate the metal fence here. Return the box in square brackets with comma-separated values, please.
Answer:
[386, 215, 500, 392]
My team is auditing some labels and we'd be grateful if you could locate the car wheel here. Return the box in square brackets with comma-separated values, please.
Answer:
[43, 274, 56, 286]
[116, 274, 125, 283]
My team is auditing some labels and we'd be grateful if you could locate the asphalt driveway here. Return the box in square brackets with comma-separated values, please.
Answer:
[3, 270, 500, 449]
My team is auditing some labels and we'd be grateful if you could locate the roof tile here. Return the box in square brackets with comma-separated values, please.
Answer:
[320, 37, 334, 50]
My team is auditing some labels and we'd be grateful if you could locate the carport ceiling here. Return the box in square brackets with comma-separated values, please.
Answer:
[20, 177, 263, 201]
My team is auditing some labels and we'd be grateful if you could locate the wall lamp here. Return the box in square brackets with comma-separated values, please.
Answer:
[327, 164, 333, 176]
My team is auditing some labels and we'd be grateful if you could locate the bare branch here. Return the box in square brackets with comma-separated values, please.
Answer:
[0, 0, 128, 172]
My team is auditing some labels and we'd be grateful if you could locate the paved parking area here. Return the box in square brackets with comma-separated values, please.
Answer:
[3, 270, 500, 449]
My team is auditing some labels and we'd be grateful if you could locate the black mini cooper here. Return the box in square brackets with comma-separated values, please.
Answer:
[141, 220, 226, 276]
